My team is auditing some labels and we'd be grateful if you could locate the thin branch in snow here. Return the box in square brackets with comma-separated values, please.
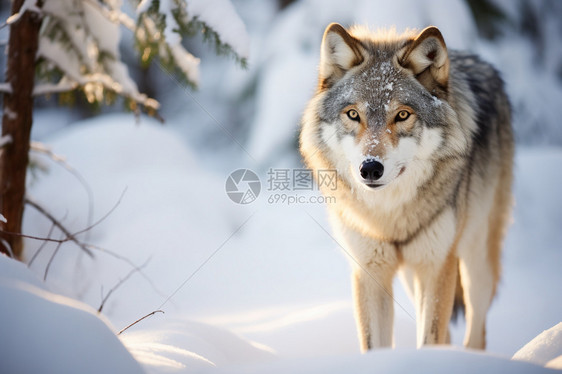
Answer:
[43, 237, 63, 281]
[24, 198, 94, 257]
[85, 243, 169, 301]
[117, 310, 164, 335]
[30, 142, 95, 240]
[85, 244, 143, 272]
[0, 228, 75, 246]
[27, 221, 56, 268]
[3, 186, 119, 257]
[14, 189, 126, 258]
[5, 218, 163, 298]
[1, 230, 60, 243]
[22, 226, 166, 301]
[98, 257, 151, 313]
[15, 194, 165, 299]
[71, 187, 126, 238]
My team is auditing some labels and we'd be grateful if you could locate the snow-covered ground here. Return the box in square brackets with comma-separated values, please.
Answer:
[0, 114, 559, 373]
[2, 0, 562, 372]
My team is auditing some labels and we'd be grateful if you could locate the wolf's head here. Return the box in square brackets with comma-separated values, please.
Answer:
[302, 24, 467, 193]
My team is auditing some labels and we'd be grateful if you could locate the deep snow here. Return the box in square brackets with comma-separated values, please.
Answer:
[1, 114, 558, 373]
[0, 256, 144, 374]
[2, 0, 562, 372]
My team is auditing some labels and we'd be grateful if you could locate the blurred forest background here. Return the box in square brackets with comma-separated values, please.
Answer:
[2, 0, 562, 166]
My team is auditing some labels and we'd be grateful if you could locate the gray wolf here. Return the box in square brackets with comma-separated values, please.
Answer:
[299, 23, 514, 351]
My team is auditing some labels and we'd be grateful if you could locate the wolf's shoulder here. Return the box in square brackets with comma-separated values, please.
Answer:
[448, 51, 503, 83]
[448, 50, 510, 152]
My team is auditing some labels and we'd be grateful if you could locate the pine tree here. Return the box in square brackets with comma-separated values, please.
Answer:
[0, 0, 249, 259]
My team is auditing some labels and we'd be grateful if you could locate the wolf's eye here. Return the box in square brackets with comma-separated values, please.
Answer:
[395, 110, 411, 122]
[347, 109, 360, 122]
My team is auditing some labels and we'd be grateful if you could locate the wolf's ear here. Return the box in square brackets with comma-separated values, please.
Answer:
[319, 23, 366, 88]
[400, 26, 449, 94]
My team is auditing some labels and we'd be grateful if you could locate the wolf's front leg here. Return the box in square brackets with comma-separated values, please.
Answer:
[352, 263, 396, 351]
[412, 251, 458, 347]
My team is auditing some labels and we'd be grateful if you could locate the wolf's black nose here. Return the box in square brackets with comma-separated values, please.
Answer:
[360, 160, 384, 181]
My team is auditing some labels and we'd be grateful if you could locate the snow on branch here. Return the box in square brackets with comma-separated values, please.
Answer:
[135, 0, 250, 87]
[186, 0, 250, 63]
[32, 0, 248, 114]
[36, 0, 160, 111]
[4, 0, 41, 26]
[135, 1, 201, 87]
[0, 83, 13, 94]
[0, 135, 13, 149]
[33, 79, 78, 96]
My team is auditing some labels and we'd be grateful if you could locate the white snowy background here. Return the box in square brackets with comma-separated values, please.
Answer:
[1, 0, 562, 373]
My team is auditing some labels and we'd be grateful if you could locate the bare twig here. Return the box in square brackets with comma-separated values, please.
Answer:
[84, 243, 142, 270]
[30, 142, 95, 238]
[4, 190, 167, 304]
[98, 257, 151, 313]
[4, 221, 165, 300]
[24, 198, 94, 257]
[1, 229, 69, 243]
[27, 221, 56, 268]
[15, 189, 126, 258]
[86, 243, 168, 300]
[71, 187, 127, 238]
[117, 310, 164, 335]
[44, 239, 63, 281]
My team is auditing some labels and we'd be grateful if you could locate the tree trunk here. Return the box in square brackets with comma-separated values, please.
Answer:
[0, 0, 42, 260]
